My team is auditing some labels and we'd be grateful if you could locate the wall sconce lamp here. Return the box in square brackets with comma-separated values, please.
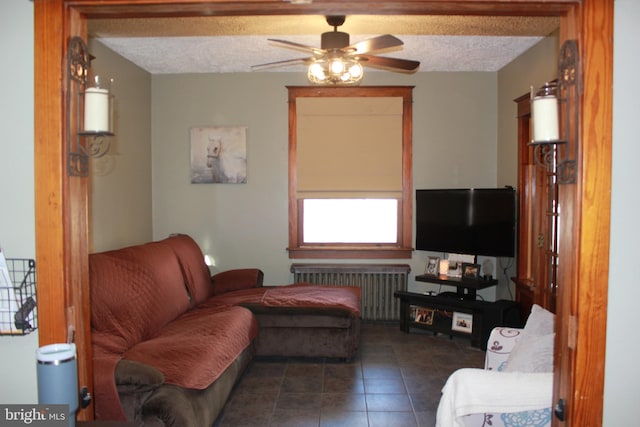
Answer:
[66, 36, 114, 177]
[529, 40, 580, 185]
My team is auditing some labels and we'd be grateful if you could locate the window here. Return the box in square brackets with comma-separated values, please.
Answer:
[303, 199, 398, 243]
[287, 86, 413, 259]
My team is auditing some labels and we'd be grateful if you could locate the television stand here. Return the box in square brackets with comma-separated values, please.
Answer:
[415, 273, 498, 300]
[393, 290, 520, 350]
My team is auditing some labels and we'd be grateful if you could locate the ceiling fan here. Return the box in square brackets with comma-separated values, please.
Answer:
[251, 15, 420, 85]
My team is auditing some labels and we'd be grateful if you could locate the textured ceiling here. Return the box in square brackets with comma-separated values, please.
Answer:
[89, 15, 559, 74]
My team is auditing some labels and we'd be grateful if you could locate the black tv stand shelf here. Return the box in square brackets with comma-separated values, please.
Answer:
[393, 290, 520, 350]
[415, 273, 498, 300]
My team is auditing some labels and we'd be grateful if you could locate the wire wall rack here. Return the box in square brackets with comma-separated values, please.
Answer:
[0, 258, 37, 336]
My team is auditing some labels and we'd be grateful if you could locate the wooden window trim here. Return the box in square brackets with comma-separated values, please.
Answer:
[286, 86, 413, 259]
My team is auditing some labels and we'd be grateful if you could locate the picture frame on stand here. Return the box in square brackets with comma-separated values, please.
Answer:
[452, 311, 473, 334]
[425, 256, 440, 276]
[461, 263, 481, 281]
[412, 306, 435, 325]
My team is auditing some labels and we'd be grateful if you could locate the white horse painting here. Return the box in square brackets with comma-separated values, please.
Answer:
[190, 127, 247, 184]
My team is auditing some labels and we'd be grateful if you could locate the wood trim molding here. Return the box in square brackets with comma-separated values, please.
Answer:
[66, 0, 577, 18]
[35, 0, 67, 346]
[553, 2, 613, 426]
[35, 1, 613, 423]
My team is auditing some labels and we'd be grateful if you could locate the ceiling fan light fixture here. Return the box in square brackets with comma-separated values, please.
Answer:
[308, 62, 327, 82]
[330, 58, 345, 74]
[255, 16, 419, 79]
[307, 57, 363, 86]
[349, 62, 363, 78]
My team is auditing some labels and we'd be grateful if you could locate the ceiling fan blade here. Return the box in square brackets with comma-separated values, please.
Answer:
[267, 39, 326, 55]
[347, 34, 404, 55]
[359, 55, 420, 72]
[251, 57, 311, 70]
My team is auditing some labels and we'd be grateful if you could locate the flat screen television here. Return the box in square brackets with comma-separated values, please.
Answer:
[415, 187, 516, 257]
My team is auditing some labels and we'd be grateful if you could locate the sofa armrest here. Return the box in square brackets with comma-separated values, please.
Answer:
[114, 360, 165, 422]
[436, 368, 553, 427]
[211, 268, 264, 295]
[115, 359, 165, 392]
[484, 327, 523, 371]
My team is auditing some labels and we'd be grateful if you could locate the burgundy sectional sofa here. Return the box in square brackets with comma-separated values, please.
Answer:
[89, 234, 361, 426]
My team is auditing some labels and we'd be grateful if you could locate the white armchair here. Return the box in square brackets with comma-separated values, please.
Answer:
[436, 305, 555, 427]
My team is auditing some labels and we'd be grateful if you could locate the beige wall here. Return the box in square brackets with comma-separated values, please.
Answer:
[497, 31, 559, 188]
[89, 41, 153, 252]
[150, 71, 499, 295]
[88, 34, 558, 298]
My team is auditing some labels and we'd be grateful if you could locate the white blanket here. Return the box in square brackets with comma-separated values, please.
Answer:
[435, 368, 553, 427]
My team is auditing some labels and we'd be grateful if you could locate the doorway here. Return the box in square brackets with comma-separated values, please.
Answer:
[33, 2, 612, 425]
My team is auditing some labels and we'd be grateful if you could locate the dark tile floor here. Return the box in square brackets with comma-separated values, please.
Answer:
[214, 322, 485, 427]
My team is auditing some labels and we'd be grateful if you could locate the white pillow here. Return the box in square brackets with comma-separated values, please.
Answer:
[504, 332, 555, 373]
[522, 304, 555, 338]
[503, 304, 555, 373]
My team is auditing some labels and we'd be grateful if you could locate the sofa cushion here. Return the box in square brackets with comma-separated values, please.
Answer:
[211, 269, 264, 296]
[90, 241, 193, 421]
[123, 305, 258, 390]
[162, 234, 213, 305]
[260, 283, 362, 317]
[90, 241, 191, 348]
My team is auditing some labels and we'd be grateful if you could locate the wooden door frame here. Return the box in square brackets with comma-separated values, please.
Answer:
[34, 1, 612, 424]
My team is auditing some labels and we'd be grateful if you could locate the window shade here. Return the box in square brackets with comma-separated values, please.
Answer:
[295, 97, 403, 199]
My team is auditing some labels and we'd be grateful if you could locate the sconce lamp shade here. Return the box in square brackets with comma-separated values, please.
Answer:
[528, 41, 579, 185]
[67, 37, 116, 176]
[84, 86, 110, 133]
[531, 82, 559, 142]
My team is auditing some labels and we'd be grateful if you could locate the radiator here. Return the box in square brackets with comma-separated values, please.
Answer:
[290, 263, 411, 321]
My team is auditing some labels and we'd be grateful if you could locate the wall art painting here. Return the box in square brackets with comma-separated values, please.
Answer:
[190, 126, 247, 184]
